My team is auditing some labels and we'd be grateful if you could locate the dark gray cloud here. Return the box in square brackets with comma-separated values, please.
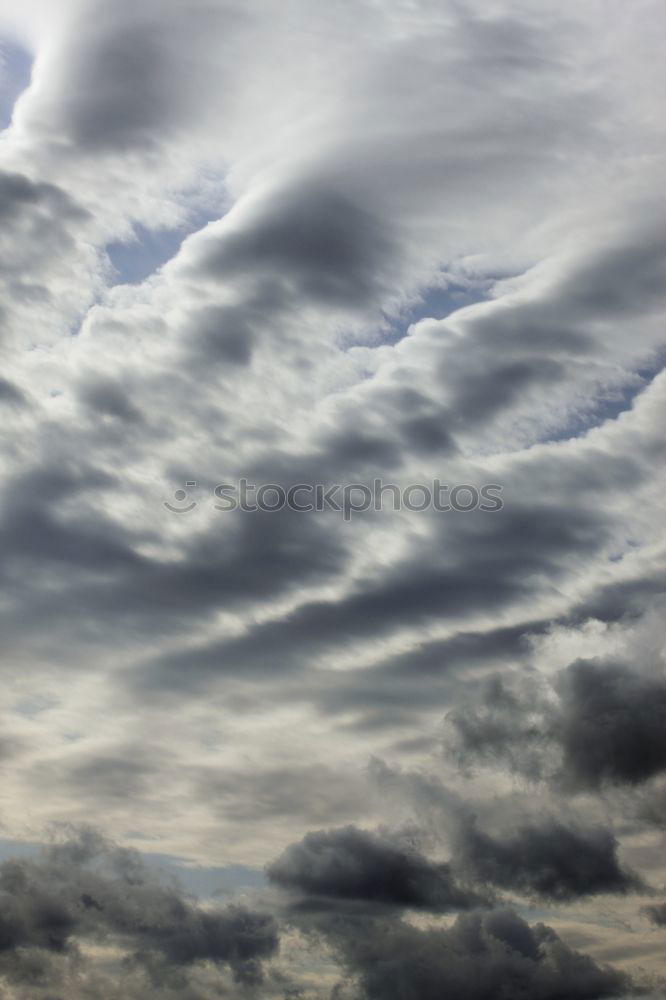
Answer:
[555, 658, 666, 791]
[267, 825, 485, 912]
[185, 303, 255, 366]
[186, 183, 399, 312]
[0, 462, 349, 656]
[0, 170, 85, 225]
[569, 571, 666, 627]
[447, 658, 666, 793]
[448, 357, 565, 428]
[0, 827, 278, 992]
[454, 817, 645, 901]
[550, 228, 666, 324]
[0, 460, 137, 573]
[398, 412, 457, 455]
[23, 0, 246, 156]
[453, 225, 666, 363]
[319, 908, 639, 1000]
[56, 14, 179, 153]
[137, 501, 611, 695]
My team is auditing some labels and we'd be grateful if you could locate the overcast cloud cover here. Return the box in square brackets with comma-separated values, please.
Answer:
[0, 0, 665, 996]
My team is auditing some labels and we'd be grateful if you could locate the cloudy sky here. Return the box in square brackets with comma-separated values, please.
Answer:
[0, 0, 665, 996]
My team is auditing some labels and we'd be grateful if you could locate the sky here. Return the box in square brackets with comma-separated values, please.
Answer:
[0, 0, 665, 997]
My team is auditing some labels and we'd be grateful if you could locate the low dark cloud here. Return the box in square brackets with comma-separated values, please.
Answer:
[267, 825, 485, 912]
[0, 827, 278, 993]
[321, 907, 638, 1000]
[454, 817, 645, 901]
[555, 658, 666, 791]
[447, 658, 666, 792]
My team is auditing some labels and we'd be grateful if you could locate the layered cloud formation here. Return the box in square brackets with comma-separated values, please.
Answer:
[0, 0, 665, 995]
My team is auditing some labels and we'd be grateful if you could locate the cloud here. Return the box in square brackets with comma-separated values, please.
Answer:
[320, 908, 640, 1000]
[184, 303, 255, 366]
[199, 764, 370, 826]
[0, 168, 92, 345]
[267, 825, 485, 913]
[14, 0, 246, 156]
[453, 817, 645, 901]
[184, 183, 399, 312]
[447, 658, 666, 792]
[0, 0, 664, 988]
[0, 375, 26, 406]
[76, 375, 144, 423]
[136, 500, 614, 696]
[555, 658, 666, 791]
[0, 169, 84, 225]
[644, 903, 666, 927]
[0, 826, 278, 994]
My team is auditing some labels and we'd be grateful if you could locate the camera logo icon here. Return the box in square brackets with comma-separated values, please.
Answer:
[164, 481, 198, 513]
